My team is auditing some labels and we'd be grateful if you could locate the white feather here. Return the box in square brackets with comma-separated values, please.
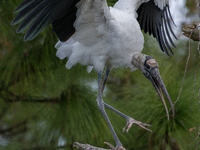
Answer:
[56, 0, 171, 72]
[153, 0, 169, 9]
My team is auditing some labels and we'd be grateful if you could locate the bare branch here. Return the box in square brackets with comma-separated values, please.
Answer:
[174, 25, 200, 106]
[198, 2, 200, 18]
[181, 64, 200, 124]
[0, 120, 27, 135]
[159, 22, 197, 120]
[182, 22, 200, 41]
[0, 85, 59, 103]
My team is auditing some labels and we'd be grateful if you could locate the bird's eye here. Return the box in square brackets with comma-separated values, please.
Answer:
[145, 64, 151, 70]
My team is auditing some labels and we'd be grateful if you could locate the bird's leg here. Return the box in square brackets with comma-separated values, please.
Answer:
[101, 69, 110, 92]
[101, 69, 152, 133]
[97, 71, 124, 149]
[103, 103, 152, 132]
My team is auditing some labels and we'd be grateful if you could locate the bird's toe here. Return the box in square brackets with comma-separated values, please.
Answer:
[104, 142, 125, 150]
[123, 118, 152, 133]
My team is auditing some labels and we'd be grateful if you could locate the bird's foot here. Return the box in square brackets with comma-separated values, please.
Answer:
[73, 142, 106, 150]
[73, 142, 126, 150]
[123, 117, 152, 133]
[104, 142, 125, 150]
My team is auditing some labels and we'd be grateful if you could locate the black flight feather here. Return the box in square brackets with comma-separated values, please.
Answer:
[136, 0, 177, 56]
[12, 0, 80, 42]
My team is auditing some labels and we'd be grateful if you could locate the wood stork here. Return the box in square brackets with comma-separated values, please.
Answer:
[12, 0, 176, 149]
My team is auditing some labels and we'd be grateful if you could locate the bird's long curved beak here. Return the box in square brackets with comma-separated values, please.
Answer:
[147, 68, 175, 120]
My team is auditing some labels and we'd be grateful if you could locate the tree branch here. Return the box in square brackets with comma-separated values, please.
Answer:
[182, 22, 200, 41]
[0, 120, 27, 135]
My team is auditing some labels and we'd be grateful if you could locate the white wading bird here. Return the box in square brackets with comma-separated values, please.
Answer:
[12, 0, 176, 149]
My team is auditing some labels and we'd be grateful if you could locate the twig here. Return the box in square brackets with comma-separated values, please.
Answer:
[198, 2, 200, 17]
[198, 89, 200, 107]
[181, 64, 200, 124]
[173, 26, 199, 110]
[173, 26, 197, 106]
[198, 27, 200, 58]
[180, 7, 200, 147]
[195, 126, 200, 150]
[159, 24, 198, 120]
[196, 142, 200, 150]
[189, 125, 200, 147]
[180, 121, 189, 132]
[159, 25, 200, 120]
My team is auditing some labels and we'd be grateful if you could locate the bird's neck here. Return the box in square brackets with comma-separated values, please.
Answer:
[132, 53, 146, 72]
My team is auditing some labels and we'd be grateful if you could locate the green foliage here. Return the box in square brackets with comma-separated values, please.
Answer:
[107, 0, 117, 6]
[0, 0, 200, 150]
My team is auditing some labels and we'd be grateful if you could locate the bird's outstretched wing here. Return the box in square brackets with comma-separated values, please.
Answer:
[11, 0, 80, 42]
[55, 0, 113, 71]
[136, 0, 177, 56]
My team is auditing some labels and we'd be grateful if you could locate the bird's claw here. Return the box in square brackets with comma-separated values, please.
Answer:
[122, 118, 152, 133]
[104, 142, 125, 150]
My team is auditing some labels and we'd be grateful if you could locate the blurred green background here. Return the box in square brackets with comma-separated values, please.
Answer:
[0, 0, 200, 149]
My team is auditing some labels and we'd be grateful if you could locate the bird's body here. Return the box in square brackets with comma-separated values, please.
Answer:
[12, 0, 176, 149]
[56, 0, 144, 71]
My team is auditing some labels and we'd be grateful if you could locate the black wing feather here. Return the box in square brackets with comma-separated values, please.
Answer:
[16, 2, 48, 33]
[52, 0, 78, 42]
[11, 0, 44, 26]
[24, 6, 52, 41]
[136, 0, 177, 56]
[14, 0, 35, 13]
[12, 0, 80, 42]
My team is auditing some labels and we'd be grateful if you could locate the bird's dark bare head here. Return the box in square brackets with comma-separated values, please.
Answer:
[143, 56, 158, 76]
[132, 53, 175, 119]
[131, 54, 158, 74]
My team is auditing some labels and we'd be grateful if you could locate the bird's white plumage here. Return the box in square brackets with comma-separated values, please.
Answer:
[55, 0, 168, 72]
[154, 0, 169, 9]
[114, 0, 147, 12]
